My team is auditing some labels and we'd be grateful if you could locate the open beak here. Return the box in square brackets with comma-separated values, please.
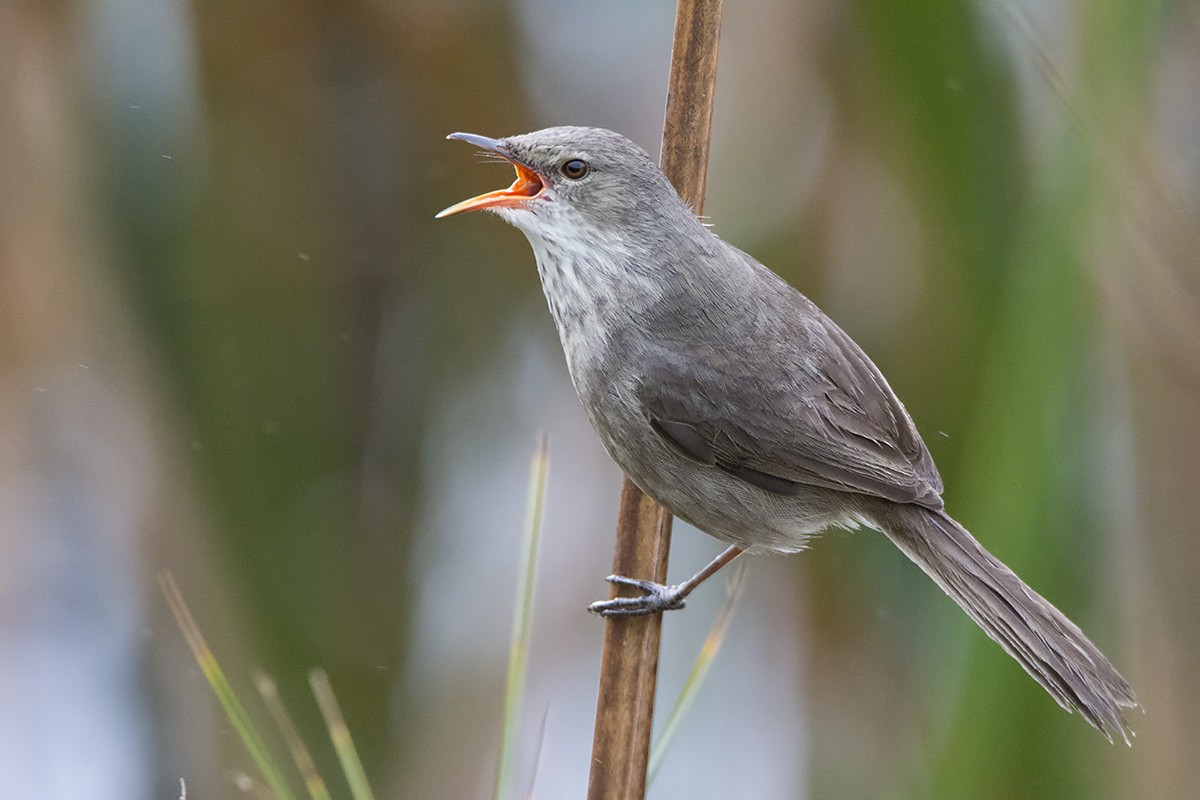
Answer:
[435, 132, 546, 218]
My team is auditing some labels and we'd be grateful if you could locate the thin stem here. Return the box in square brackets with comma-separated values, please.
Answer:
[585, 1, 724, 798]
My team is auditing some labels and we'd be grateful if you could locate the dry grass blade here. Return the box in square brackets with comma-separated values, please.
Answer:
[309, 669, 376, 800]
[647, 561, 746, 784]
[496, 435, 550, 800]
[159, 572, 297, 800]
[255, 673, 333, 800]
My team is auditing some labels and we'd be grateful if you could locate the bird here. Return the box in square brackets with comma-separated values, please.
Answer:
[436, 126, 1137, 742]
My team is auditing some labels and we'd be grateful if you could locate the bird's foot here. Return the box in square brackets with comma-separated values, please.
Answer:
[588, 575, 686, 617]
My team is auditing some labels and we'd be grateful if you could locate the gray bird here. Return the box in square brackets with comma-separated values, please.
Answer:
[437, 126, 1137, 741]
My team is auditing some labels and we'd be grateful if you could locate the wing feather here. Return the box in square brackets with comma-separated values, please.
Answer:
[638, 312, 943, 509]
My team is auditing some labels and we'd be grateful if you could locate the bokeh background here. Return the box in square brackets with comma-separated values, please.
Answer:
[3, 0, 1199, 797]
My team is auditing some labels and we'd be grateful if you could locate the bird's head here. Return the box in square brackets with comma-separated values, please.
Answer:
[436, 126, 690, 241]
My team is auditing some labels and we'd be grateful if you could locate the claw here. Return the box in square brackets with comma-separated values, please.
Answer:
[605, 575, 660, 591]
[589, 575, 687, 617]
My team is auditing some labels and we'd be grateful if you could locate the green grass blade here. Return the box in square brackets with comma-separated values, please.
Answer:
[309, 669, 377, 800]
[255, 673, 333, 800]
[159, 572, 297, 800]
[647, 561, 747, 784]
[495, 435, 550, 800]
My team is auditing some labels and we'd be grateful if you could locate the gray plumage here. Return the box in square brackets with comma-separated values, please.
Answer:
[440, 126, 1137, 741]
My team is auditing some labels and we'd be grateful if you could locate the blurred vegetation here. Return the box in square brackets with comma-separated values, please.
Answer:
[2, 0, 1197, 798]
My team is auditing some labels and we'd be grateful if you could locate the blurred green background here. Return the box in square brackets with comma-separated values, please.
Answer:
[2, 0, 1197, 797]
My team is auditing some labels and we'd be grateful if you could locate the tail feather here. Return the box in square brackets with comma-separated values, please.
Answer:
[878, 505, 1138, 743]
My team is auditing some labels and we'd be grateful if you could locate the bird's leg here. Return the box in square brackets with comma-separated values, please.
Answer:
[588, 545, 745, 617]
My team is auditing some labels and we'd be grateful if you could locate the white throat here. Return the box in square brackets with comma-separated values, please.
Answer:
[496, 202, 665, 392]
[498, 203, 663, 337]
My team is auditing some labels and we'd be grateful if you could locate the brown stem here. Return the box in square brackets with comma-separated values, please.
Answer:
[585, 1, 724, 798]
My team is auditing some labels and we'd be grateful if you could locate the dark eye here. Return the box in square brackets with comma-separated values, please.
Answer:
[561, 159, 589, 179]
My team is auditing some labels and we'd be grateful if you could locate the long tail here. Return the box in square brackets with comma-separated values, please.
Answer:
[877, 504, 1138, 742]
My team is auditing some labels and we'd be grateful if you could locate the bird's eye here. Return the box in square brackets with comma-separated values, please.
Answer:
[561, 159, 589, 180]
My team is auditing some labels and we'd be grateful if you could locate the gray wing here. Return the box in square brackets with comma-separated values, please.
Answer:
[638, 314, 944, 510]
